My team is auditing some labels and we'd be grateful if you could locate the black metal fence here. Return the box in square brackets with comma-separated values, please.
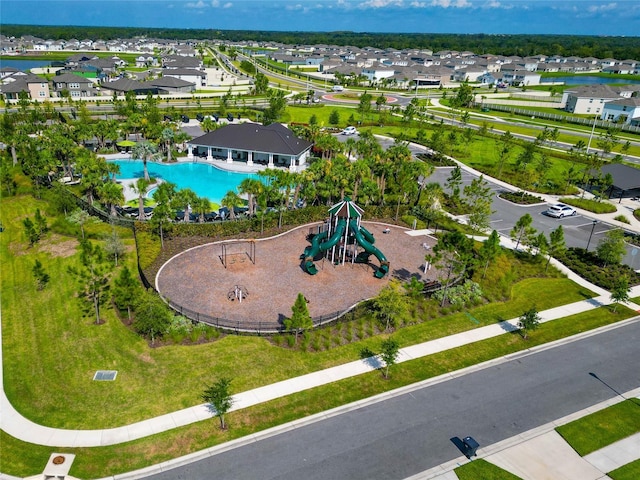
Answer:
[165, 297, 365, 335]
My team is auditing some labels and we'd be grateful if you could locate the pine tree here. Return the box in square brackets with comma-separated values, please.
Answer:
[284, 293, 313, 342]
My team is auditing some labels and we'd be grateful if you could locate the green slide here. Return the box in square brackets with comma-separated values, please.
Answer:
[303, 218, 347, 274]
[350, 219, 390, 278]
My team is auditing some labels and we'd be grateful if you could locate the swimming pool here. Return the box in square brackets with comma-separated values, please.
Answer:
[111, 160, 256, 204]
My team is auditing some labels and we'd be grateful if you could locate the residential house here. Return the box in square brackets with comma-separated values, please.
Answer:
[162, 68, 207, 88]
[0, 72, 50, 100]
[98, 78, 158, 96]
[147, 76, 195, 94]
[562, 85, 622, 115]
[601, 97, 640, 126]
[52, 73, 97, 97]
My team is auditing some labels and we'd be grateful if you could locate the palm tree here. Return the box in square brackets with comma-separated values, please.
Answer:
[221, 191, 242, 220]
[131, 141, 159, 181]
[343, 137, 357, 160]
[237, 177, 263, 216]
[98, 181, 124, 216]
[131, 178, 151, 220]
[176, 188, 198, 223]
[192, 196, 211, 223]
[160, 127, 175, 162]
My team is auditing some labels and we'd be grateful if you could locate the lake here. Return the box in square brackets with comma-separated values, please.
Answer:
[0, 59, 54, 71]
[541, 75, 640, 85]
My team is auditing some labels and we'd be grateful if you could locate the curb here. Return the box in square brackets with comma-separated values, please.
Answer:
[96, 316, 640, 480]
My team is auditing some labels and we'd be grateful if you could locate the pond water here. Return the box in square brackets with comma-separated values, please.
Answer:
[0, 59, 54, 71]
[541, 76, 640, 85]
[110, 160, 256, 204]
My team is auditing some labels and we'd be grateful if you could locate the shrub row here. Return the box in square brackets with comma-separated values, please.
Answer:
[560, 197, 617, 214]
[556, 247, 640, 289]
[498, 190, 545, 205]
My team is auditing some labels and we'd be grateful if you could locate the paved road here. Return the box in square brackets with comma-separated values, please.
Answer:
[425, 167, 640, 268]
[146, 320, 640, 480]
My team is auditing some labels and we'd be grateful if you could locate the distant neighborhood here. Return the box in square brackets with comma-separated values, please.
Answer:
[1, 33, 639, 126]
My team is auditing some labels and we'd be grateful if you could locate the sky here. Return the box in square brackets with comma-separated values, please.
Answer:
[1, 0, 639, 36]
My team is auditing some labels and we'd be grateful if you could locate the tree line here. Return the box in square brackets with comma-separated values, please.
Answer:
[3, 24, 639, 60]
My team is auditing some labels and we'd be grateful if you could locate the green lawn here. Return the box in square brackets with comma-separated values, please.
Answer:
[2, 193, 595, 429]
[2, 188, 637, 478]
[456, 459, 522, 479]
[556, 399, 640, 456]
[609, 459, 640, 480]
[1, 303, 633, 479]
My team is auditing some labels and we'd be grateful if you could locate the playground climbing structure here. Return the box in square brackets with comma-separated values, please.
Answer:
[302, 198, 390, 278]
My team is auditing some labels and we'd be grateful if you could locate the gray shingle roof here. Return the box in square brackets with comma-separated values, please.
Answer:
[191, 123, 312, 156]
[598, 163, 640, 191]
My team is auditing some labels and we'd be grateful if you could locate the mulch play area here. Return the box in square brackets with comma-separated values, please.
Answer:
[155, 222, 437, 327]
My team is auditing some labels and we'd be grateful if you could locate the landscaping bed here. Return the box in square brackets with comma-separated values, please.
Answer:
[498, 190, 545, 205]
[556, 247, 640, 289]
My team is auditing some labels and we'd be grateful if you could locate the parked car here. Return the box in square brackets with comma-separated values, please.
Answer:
[341, 126, 358, 135]
[546, 203, 577, 218]
[181, 114, 189, 123]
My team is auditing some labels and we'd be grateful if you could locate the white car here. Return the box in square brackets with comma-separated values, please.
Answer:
[341, 126, 358, 135]
[546, 203, 577, 218]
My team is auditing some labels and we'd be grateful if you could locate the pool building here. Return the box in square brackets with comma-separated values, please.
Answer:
[187, 122, 313, 172]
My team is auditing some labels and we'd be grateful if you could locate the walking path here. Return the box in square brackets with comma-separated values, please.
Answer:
[2, 255, 640, 479]
[5, 142, 640, 477]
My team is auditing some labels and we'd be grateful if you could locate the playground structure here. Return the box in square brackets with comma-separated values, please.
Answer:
[220, 240, 256, 268]
[302, 198, 390, 278]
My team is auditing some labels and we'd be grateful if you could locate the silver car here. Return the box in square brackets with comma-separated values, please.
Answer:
[546, 203, 577, 218]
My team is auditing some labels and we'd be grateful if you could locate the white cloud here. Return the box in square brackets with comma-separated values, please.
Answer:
[211, 0, 219, 6]
[185, 0, 206, 8]
[430, 0, 472, 7]
[358, 0, 405, 8]
[286, 3, 304, 10]
[223, 2, 233, 8]
[588, 2, 617, 13]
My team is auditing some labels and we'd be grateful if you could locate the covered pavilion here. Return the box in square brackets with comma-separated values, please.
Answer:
[187, 122, 313, 172]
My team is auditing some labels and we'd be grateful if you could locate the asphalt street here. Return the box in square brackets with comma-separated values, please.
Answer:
[146, 319, 640, 480]
[424, 167, 640, 268]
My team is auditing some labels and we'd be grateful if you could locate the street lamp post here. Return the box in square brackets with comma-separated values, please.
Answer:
[586, 219, 598, 251]
[586, 112, 598, 155]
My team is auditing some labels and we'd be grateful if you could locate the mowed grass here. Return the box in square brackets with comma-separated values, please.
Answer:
[2, 196, 595, 429]
[1, 192, 600, 428]
[609, 459, 640, 480]
[456, 459, 522, 479]
[556, 398, 640, 456]
[1, 303, 634, 479]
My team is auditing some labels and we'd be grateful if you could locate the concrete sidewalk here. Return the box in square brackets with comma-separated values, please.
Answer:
[1, 288, 633, 448]
[413, 387, 640, 480]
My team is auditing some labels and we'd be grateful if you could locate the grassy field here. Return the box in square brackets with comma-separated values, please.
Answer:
[456, 459, 522, 479]
[610, 459, 640, 480]
[1, 302, 633, 479]
[556, 399, 640, 456]
[1, 193, 597, 429]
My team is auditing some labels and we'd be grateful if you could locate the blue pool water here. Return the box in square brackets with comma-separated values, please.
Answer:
[111, 160, 255, 204]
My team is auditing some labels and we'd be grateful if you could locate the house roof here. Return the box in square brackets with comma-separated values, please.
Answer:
[99, 78, 156, 93]
[598, 163, 640, 191]
[148, 77, 194, 88]
[53, 73, 92, 83]
[190, 123, 313, 156]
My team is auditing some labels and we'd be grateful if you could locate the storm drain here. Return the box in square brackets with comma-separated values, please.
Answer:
[93, 370, 118, 381]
